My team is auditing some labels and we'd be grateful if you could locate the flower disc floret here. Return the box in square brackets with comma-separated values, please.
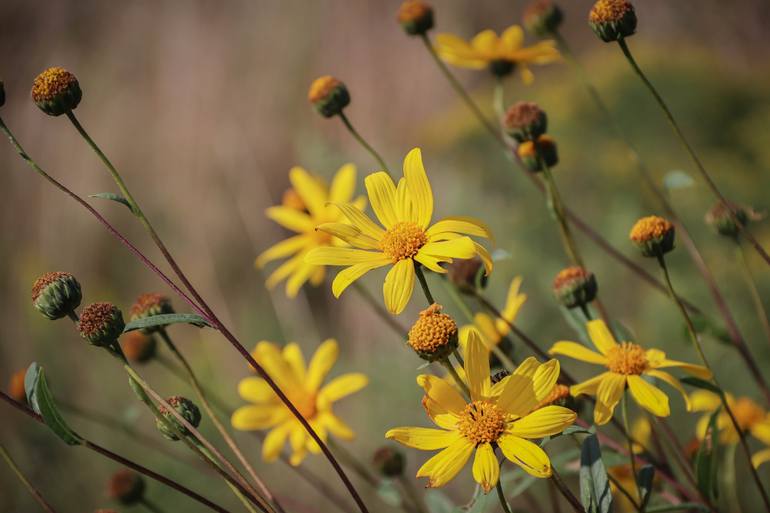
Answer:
[381, 221, 428, 262]
[606, 342, 648, 375]
[457, 401, 507, 445]
[408, 304, 457, 361]
[31, 67, 82, 116]
[629, 215, 675, 257]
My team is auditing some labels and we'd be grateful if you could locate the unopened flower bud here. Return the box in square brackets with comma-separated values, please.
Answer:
[308, 76, 350, 118]
[32, 271, 82, 320]
[523, 0, 564, 37]
[629, 215, 675, 257]
[108, 469, 145, 505]
[397, 1, 434, 36]
[8, 368, 27, 403]
[157, 396, 202, 441]
[447, 256, 485, 293]
[129, 293, 174, 334]
[78, 302, 125, 347]
[704, 201, 749, 239]
[588, 0, 636, 43]
[503, 101, 548, 142]
[0, 81, 5, 108]
[31, 67, 82, 116]
[120, 332, 156, 364]
[516, 135, 558, 172]
[407, 304, 458, 362]
[552, 267, 597, 309]
[373, 446, 405, 477]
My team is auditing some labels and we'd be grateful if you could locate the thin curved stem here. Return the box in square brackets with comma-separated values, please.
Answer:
[414, 265, 435, 305]
[338, 112, 389, 173]
[0, 442, 58, 513]
[541, 162, 583, 267]
[736, 242, 770, 348]
[495, 479, 513, 513]
[441, 358, 470, 399]
[550, 468, 585, 513]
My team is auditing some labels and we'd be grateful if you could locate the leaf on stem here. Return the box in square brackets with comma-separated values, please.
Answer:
[24, 362, 83, 446]
[123, 313, 210, 332]
[579, 433, 612, 513]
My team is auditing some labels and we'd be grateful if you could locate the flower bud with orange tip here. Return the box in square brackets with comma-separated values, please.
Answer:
[447, 256, 485, 293]
[8, 368, 27, 403]
[31, 67, 82, 116]
[32, 271, 82, 320]
[129, 293, 174, 334]
[108, 469, 145, 505]
[629, 215, 675, 257]
[157, 396, 201, 441]
[373, 446, 405, 477]
[705, 201, 750, 239]
[397, 0, 434, 36]
[588, 0, 636, 43]
[308, 76, 350, 118]
[523, 0, 563, 37]
[503, 101, 547, 142]
[552, 266, 597, 309]
[78, 302, 125, 347]
[407, 304, 458, 362]
[120, 331, 157, 364]
[517, 135, 558, 172]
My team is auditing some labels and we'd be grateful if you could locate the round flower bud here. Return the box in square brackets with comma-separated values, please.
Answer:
[372, 446, 406, 477]
[31, 67, 82, 116]
[308, 76, 350, 118]
[516, 135, 558, 172]
[552, 267, 598, 309]
[397, 1, 434, 36]
[407, 304, 458, 362]
[489, 59, 515, 78]
[8, 368, 27, 403]
[705, 201, 749, 239]
[629, 215, 675, 257]
[32, 271, 82, 320]
[503, 101, 548, 142]
[129, 293, 174, 334]
[0, 80, 5, 108]
[78, 302, 125, 347]
[156, 396, 202, 441]
[447, 256, 485, 293]
[108, 469, 145, 505]
[588, 0, 637, 43]
[120, 331, 157, 364]
[523, 0, 564, 37]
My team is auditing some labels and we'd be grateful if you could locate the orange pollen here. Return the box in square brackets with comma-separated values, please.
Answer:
[589, 0, 633, 23]
[606, 342, 648, 375]
[458, 401, 507, 445]
[380, 221, 427, 262]
[408, 304, 457, 353]
[629, 216, 673, 243]
[308, 76, 341, 103]
[731, 397, 765, 430]
[539, 384, 571, 407]
[31, 67, 78, 102]
[32, 271, 72, 302]
[516, 135, 554, 158]
[397, 0, 431, 23]
[294, 394, 318, 420]
[553, 266, 590, 289]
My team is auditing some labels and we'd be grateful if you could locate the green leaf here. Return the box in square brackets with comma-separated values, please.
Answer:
[24, 363, 83, 446]
[123, 313, 211, 333]
[637, 464, 655, 509]
[375, 480, 402, 507]
[579, 433, 613, 513]
[646, 503, 711, 512]
[695, 408, 720, 501]
[89, 192, 135, 213]
[680, 377, 722, 395]
[662, 170, 694, 191]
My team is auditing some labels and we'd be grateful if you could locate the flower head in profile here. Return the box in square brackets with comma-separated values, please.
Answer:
[231, 339, 367, 466]
[386, 329, 575, 491]
[459, 276, 526, 353]
[434, 25, 560, 82]
[690, 390, 770, 446]
[306, 148, 492, 314]
[549, 320, 711, 425]
[257, 164, 365, 298]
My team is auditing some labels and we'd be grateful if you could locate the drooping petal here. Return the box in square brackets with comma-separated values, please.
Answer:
[472, 443, 500, 493]
[306, 247, 388, 266]
[427, 216, 492, 240]
[266, 206, 316, 233]
[649, 356, 712, 380]
[570, 373, 608, 397]
[231, 405, 286, 430]
[507, 406, 577, 439]
[383, 258, 415, 314]
[256, 235, 310, 268]
[331, 259, 391, 298]
[498, 434, 552, 478]
[586, 320, 618, 355]
[329, 163, 357, 204]
[464, 328, 491, 401]
[472, 313, 502, 347]
[386, 427, 461, 450]
[751, 418, 770, 447]
[318, 373, 368, 407]
[496, 276, 526, 334]
[594, 373, 626, 425]
[434, 34, 487, 69]
[416, 437, 475, 488]
[316, 222, 381, 250]
[332, 202, 385, 240]
[417, 374, 466, 415]
[414, 252, 448, 274]
[419, 237, 477, 261]
[645, 369, 691, 411]
[305, 339, 339, 392]
[549, 341, 608, 365]
[403, 148, 434, 229]
[627, 375, 670, 418]
[365, 172, 400, 228]
[473, 241, 494, 275]
[289, 166, 327, 216]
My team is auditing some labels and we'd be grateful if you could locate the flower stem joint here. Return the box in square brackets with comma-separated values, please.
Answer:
[32, 271, 83, 320]
[552, 266, 598, 309]
[308, 76, 350, 118]
[629, 215, 675, 258]
[517, 135, 558, 172]
[504, 101, 548, 143]
[407, 304, 458, 362]
[78, 302, 125, 347]
[397, 0, 434, 36]
[523, 0, 564, 37]
[373, 446, 406, 477]
[108, 469, 145, 505]
[129, 293, 174, 334]
[588, 0, 637, 43]
[31, 67, 82, 116]
[705, 201, 750, 239]
[156, 396, 202, 441]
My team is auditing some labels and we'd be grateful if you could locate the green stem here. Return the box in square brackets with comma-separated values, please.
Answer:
[541, 161, 583, 267]
[0, 442, 57, 513]
[493, 77, 506, 122]
[495, 479, 513, 513]
[723, 443, 743, 513]
[550, 468, 586, 513]
[622, 394, 643, 512]
[579, 303, 593, 322]
[735, 242, 770, 348]
[414, 265, 435, 305]
[196, 441, 260, 513]
[338, 112, 389, 173]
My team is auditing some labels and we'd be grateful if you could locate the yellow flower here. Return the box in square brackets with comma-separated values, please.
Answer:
[608, 417, 651, 512]
[459, 276, 526, 353]
[231, 339, 367, 466]
[689, 390, 770, 446]
[306, 148, 492, 315]
[434, 25, 560, 83]
[549, 320, 712, 425]
[386, 329, 575, 491]
[256, 164, 365, 298]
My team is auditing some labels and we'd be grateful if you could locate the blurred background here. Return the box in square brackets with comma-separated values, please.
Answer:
[1, 0, 769, 511]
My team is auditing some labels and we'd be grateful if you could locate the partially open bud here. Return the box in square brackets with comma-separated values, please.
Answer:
[120, 332, 156, 364]
[588, 0, 636, 42]
[8, 368, 27, 403]
[129, 293, 174, 334]
[407, 304, 458, 362]
[108, 469, 145, 505]
[373, 446, 406, 477]
[447, 256, 485, 293]
[704, 201, 749, 239]
[503, 101, 548, 142]
[78, 302, 125, 347]
[31, 67, 82, 116]
[630, 216, 675, 257]
[553, 267, 597, 309]
[32, 271, 82, 320]
[0, 81, 5, 107]
[308, 76, 350, 118]
[157, 396, 202, 441]
[516, 135, 558, 172]
[397, 1, 434, 36]
[523, 0, 564, 37]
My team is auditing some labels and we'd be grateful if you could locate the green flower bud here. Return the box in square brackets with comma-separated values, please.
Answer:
[78, 302, 125, 347]
[32, 271, 82, 320]
[588, 0, 636, 43]
[31, 67, 82, 116]
[108, 469, 145, 505]
[407, 304, 458, 362]
[629, 215, 675, 257]
[308, 76, 350, 118]
[552, 267, 598, 309]
[156, 396, 202, 441]
[704, 201, 749, 239]
[373, 446, 406, 477]
[523, 0, 564, 37]
[516, 135, 558, 172]
[397, 1, 434, 36]
[503, 101, 548, 142]
[129, 293, 174, 334]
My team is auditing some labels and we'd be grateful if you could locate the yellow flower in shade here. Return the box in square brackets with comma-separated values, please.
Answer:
[306, 148, 493, 315]
[608, 417, 651, 512]
[549, 320, 712, 425]
[459, 276, 526, 353]
[386, 329, 576, 491]
[231, 339, 367, 466]
[256, 164, 366, 298]
[690, 390, 770, 445]
[434, 25, 560, 82]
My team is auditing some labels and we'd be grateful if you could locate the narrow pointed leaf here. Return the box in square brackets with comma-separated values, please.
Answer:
[89, 192, 135, 213]
[123, 313, 210, 332]
[24, 363, 83, 446]
[579, 433, 612, 513]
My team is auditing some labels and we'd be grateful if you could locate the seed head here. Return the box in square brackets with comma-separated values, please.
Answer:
[552, 266, 598, 309]
[397, 1, 434, 36]
[308, 76, 350, 118]
[517, 135, 558, 172]
[156, 396, 202, 441]
[120, 331, 157, 364]
[129, 293, 174, 334]
[588, 0, 637, 42]
[407, 304, 458, 361]
[372, 446, 406, 477]
[503, 101, 548, 142]
[629, 215, 675, 257]
[523, 0, 564, 37]
[78, 302, 125, 347]
[32, 271, 82, 320]
[108, 469, 145, 505]
[31, 67, 82, 116]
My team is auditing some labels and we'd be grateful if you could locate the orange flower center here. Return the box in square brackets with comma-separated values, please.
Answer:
[458, 400, 506, 445]
[293, 393, 318, 420]
[408, 304, 457, 354]
[380, 221, 427, 262]
[732, 397, 764, 430]
[308, 76, 341, 103]
[31, 67, 78, 102]
[589, 0, 633, 23]
[606, 342, 648, 375]
[629, 216, 673, 244]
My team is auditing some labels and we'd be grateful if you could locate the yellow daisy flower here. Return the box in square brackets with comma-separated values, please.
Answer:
[690, 390, 770, 446]
[434, 25, 560, 83]
[386, 329, 575, 491]
[549, 320, 711, 425]
[459, 276, 526, 353]
[231, 339, 367, 466]
[306, 148, 492, 315]
[256, 164, 365, 298]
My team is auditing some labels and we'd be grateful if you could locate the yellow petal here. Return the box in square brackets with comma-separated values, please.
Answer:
[519, 66, 534, 85]
[419, 237, 476, 260]
[464, 328, 491, 401]
[651, 358, 712, 380]
[329, 163, 357, 204]
[627, 375, 670, 418]
[645, 369, 691, 411]
[418, 374, 467, 415]
[282, 343, 306, 382]
[473, 241, 494, 275]
[688, 390, 721, 412]
[306, 247, 387, 266]
[395, 178, 414, 224]
[414, 252, 448, 274]
[289, 166, 327, 216]
[434, 34, 487, 69]
[427, 216, 492, 240]
[365, 171, 400, 228]
[500, 25, 524, 51]
[316, 222, 380, 250]
[285, 263, 317, 298]
[262, 422, 291, 462]
[595, 373, 626, 425]
[549, 341, 608, 365]
[751, 418, 770, 446]
[533, 359, 561, 402]
[570, 373, 608, 397]
[253, 341, 301, 392]
[498, 434, 552, 478]
[266, 206, 316, 233]
[416, 437, 475, 488]
[752, 448, 770, 469]
[497, 374, 538, 417]
[508, 406, 576, 439]
[256, 235, 309, 268]
[470, 29, 498, 54]
[331, 259, 390, 298]
[332, 202, 385, 240]
[238, 377, 277, 404]
[318, 373, 368, 407]
[423, 396, 460, 430]
[265, 252, 304, 289]
[472, 443, 500, 493]
[386, 427, 460, 450]
[586, 320, 618, 355]
[403, 148, 433, 229]
[513, 357, 539, 378]
[320, 412, 355, 440]
[305, 339, 338, 392]
[383, 258, 414, 314]
[473, 313, 502, 347]
[496, 276, 525, 334]
[231, 405, 285, 430]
